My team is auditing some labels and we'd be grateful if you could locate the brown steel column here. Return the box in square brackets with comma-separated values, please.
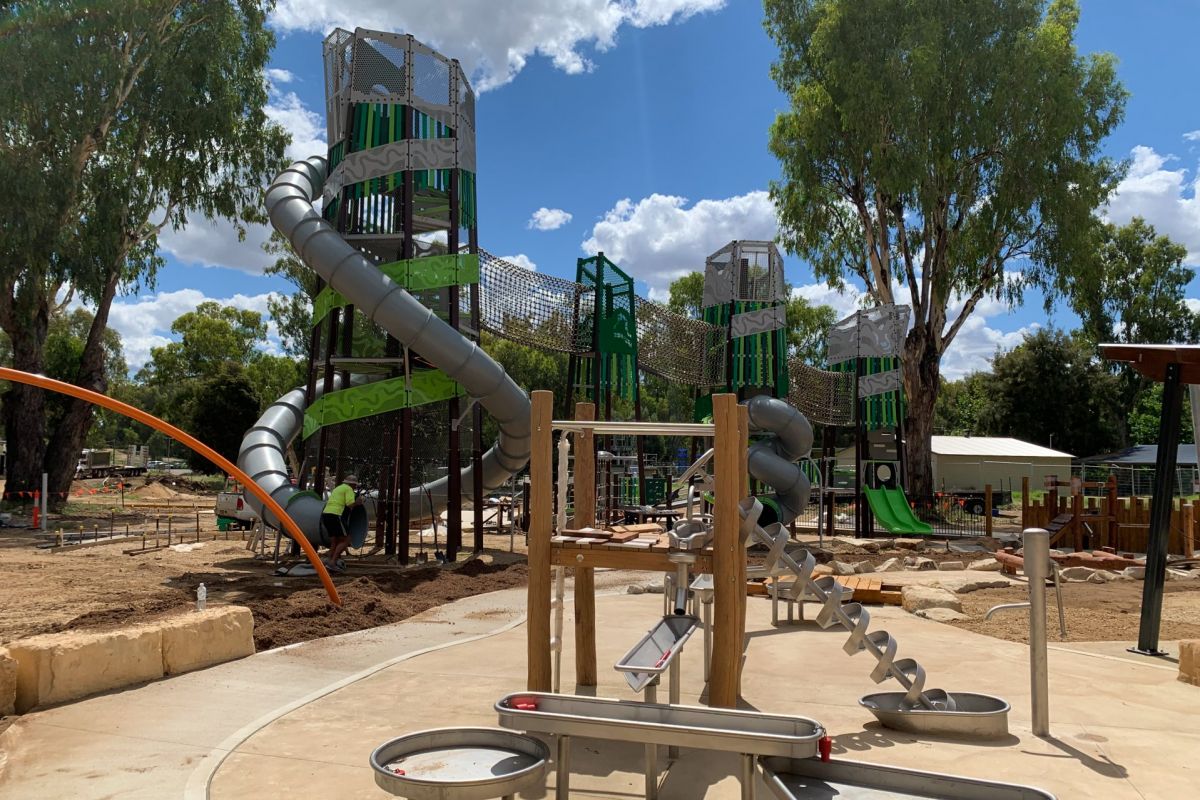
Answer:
[314, 308, 340, 494]
[470, 226, 485, 552]
[573, 401, 597, 686]
[446, 157, 462, 562]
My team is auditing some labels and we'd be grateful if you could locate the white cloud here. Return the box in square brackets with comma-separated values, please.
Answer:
[1105, 144, 1200, 263]
[97, 289, 282, 371]
[266, 67, 296, 85]
[157, 214, 275, 275]
[266, 89, 326, 162]
[271, 0, 726, 92]
[1184, 130, 1200, 142]
[582, 191, 777, 295]
[498, 254, 538, 271]
[527, 207, 573, 231]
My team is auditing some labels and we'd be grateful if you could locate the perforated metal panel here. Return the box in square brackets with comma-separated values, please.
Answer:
[412, 49, 451, 105]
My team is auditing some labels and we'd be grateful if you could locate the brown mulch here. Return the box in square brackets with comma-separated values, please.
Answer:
[244, 560, 528, 650]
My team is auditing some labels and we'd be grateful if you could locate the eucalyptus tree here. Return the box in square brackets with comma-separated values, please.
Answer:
[0, 1, 288, 499]
[764, 0, 1126, 494]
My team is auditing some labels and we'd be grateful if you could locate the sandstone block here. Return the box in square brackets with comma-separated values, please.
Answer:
[968, 557, 1002, 571]
[1167, 568, 1197, 582]
[903, 556, 938, 571]
[1059, 566, 1100, 582]
[901, 585, 963, 614]
[937, 578, 1011, 594]
[939, 561, 965, 571]
[915, 607, 969, 622]
[1123, 565, 1146, 580]
[160, 606, 254, 676]
[894, 538, 925, 551]
[1180, 641, 1200, 687]
[875, 557, 904, 572]
[0, 647, 16, 716]
[852, 561, 876, 574]
[626, 584, 645, 595]
[7, 626, 163, 713]
[831, 537, 882, 553]
[831, 560, 858, 576]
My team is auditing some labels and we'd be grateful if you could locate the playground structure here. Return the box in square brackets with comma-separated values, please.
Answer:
[238, 27, 861, 562]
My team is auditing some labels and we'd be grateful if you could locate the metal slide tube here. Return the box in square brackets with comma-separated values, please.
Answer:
[744, 395, 813, 523]
[239, 158, 531, 543]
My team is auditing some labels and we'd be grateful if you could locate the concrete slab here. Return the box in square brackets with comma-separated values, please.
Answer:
[2, 573, 1196, 799]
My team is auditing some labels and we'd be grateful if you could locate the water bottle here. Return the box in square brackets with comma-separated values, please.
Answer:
[196, 582, 207, 612]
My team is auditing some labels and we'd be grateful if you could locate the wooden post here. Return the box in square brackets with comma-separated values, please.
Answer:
[527, 391, 554, 691]
[710, 394, 742, 708]
[573, 401, 597, 686]
[1180, 501, 1190, 556]
[984, 484, 993, 537]
[736, 403, 749, 677]
[1072, 486, 1084, 551]
[1021, 477, 1030, 529]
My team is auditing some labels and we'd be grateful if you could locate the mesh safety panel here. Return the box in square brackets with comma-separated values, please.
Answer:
[787, 356, 856, 427]
[413, 50, 451, 105]
[352, 36, 408, 97]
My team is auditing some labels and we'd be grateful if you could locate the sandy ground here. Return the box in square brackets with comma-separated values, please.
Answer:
[4, 496, 1198, 652]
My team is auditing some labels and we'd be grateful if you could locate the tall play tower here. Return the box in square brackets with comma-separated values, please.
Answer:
[301, 28, 482, 562]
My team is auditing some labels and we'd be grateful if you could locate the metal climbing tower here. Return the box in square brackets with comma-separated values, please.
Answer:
[302, 28, 483, 562]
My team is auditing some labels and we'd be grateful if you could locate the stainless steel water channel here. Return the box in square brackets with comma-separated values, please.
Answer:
[496, 692, 824, 800]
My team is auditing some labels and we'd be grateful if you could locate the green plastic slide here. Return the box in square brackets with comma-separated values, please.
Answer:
[863, 486, 933, 535]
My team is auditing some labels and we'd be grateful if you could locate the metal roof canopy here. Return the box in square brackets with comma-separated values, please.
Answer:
[1099, 343, 1196, 657]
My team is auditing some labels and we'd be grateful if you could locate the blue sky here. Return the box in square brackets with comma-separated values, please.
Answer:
[119, 0, 1200, 379]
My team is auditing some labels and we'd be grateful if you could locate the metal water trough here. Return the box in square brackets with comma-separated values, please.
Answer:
[760, 755, 1056, 799]
[859, 692, 1011, 738]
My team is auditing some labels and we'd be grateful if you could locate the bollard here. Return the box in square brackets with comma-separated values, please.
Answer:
[56, 527, 63, 547]
[167, 515, 172, 546]
[110, 510, 115, 538]
[1024, 527, 1051, 737]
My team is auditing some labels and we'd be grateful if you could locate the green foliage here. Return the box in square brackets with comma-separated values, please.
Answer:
[139, 301, 269, 388]
[1071, 217, 1198, 347]
[0, 0, 288, 490]
[666, 273, 705, 318]
[764, 0, 1126, 492]
[184, 363, 261, 473]
[975, 329, 1123, 457]
[935, 372, 994, 436]
[1128, 383, 1195, 445]
[245, 355, 307, 414]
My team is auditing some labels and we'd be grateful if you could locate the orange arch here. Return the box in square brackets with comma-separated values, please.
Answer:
[0, 367, 341, 606]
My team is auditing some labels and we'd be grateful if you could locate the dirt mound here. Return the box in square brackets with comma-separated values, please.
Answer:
[131, 481, 180, 500]
[47, 592, 193, 635]
[246, 561, 528, 650]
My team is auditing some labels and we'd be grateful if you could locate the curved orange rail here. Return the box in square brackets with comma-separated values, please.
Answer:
[0, 367, 341, 606]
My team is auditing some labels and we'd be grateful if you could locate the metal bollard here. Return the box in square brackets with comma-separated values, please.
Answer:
[1024, 527, 1051, 737]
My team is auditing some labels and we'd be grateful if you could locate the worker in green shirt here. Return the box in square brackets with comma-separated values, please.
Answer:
[321, 474, 361, 573]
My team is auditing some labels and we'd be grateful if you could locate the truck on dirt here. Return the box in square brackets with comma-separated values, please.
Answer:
[215, 478, 259, 531]
[75, 446, 149, 479]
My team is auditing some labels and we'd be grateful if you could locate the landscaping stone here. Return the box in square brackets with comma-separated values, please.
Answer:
[831, 537, 883, 553]
[875, 557, 904, 572]
[903, 555, 938, 571]
[7, 626, 163, 713]
[0, 647, 16, 717]
[812, 564, 834, 578]
[939, 560, 965, 571]
[915, 607, 970, 622]
[901, 585, 963, 614]
[894, 538, 925, 551]
[937, 578, 1011, 594]
[1059, 566, 1101, 582]
[852, 560, 876, 574]
[1180, 641, 1200, 687]
[1167, 568, 1197, 581]
[831, 560, 858, 576]
[160, 606, 254, 675]
[1123, 565, 1146, 580]
[626, 584, 645, 595]
[968, 557, 1002, 571]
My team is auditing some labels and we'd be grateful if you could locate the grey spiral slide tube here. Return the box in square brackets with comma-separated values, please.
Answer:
[238, 156, 531, 544]
[744, 395, 813, 524]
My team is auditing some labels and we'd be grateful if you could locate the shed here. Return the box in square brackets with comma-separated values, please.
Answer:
[837, 436, 1074, 493]
[1079, 444, 1199, 496]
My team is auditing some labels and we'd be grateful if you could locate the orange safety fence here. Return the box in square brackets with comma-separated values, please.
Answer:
[0, 367, 341, 606]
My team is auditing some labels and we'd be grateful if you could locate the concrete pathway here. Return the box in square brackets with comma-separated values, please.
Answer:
[2, 572, 1196, 799]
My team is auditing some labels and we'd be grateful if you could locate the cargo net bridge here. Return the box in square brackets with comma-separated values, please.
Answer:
[474, 250, 856, 427]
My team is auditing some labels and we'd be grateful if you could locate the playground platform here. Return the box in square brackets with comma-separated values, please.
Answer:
[0, 574, 1194, 799]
